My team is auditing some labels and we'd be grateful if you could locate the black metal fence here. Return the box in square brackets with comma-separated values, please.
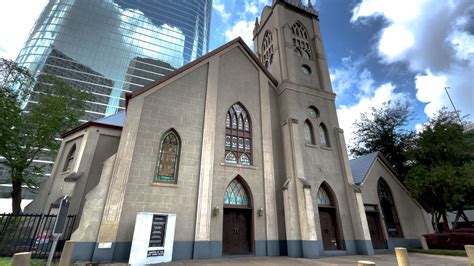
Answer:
[0, 213, 76, 258]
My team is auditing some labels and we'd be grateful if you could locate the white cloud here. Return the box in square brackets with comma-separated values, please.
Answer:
[213, 0, 231, 23]
[337, 83, 408, 148]
[0, 0, 48, 60]
[351, 0, 474, 119]
[225, 20, 255, 47]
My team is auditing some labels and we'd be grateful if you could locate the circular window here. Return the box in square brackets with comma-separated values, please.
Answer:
[301, 65, 311, 75]
[307, 106, 319, 118]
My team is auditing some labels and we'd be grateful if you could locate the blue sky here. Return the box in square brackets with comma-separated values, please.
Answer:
[210, 0, 474, 145]
[1, 0, 472, 146]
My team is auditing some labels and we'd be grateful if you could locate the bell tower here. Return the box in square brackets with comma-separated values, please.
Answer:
[253, 0, 332, 93]
[253, 0, 375, 258]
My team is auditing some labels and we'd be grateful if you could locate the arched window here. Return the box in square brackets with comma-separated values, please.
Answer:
[291, 21, 312, 59]
[377, 178, 403, 237]
[63, 144, 76, 172]
[307, 106, 319, 119]
[262, 30, 274, 68]
[224, 178, 250, 207]
[319, 123, 330, 147]
[317, 183, 343, 250]
[225, 103, 252, 165]
[304, 120, 315, 145]
[155, 130, 180, 183]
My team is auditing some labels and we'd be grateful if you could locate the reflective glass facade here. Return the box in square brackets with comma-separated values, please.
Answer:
[17, 0, 212, 121]
[0, 0, 211, 185]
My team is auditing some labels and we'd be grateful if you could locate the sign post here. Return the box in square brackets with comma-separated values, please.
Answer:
[129, 212, 176, 265]
[47, 195, 70, 266]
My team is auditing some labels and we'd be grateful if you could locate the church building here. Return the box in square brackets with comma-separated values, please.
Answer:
[27, 0, 432, 263]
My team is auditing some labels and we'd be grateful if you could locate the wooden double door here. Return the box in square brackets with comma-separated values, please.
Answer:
[222, 208, 253, 255]
[366, 211, 386, 249]
[319, 208, 341, 250]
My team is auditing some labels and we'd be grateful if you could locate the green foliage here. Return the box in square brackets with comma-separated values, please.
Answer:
[405, 109, 474, 217]
[350, 100, 415, 177]
[407, 248, 467, 257]
[0, 58, 90, 214]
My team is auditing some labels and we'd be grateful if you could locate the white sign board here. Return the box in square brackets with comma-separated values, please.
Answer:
[129, 212, 176, 265]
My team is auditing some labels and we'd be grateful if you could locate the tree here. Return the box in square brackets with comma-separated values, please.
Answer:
[350, 100, 415, 177]
[0, 58, 89, 214]
[405, 109, 474, 232]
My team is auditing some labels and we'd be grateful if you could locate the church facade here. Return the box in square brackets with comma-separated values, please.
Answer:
[27, 0, 432, 262]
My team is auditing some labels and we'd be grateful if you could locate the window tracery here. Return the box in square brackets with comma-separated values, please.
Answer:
[225, 103, 252, 165]
[291, 22, 312, 60]
[319, 123, 330, 147]
[262, 30, 274, 68]
[304, 120, 315, 145]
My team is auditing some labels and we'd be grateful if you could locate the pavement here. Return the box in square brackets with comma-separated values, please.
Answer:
[98, 253, 469, 266]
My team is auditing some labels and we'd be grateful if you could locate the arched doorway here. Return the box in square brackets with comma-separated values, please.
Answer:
[377, 178, 403, 238]
[317, 183, 343, 250]
[222, 177, 253, 255]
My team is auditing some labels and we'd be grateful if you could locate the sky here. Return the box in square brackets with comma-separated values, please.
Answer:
[1, 0, 473, 147]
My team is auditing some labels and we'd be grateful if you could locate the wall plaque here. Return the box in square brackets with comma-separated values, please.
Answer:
[129, 212, 176, 265]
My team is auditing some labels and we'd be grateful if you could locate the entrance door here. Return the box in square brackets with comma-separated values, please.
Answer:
[222, 208, 252, 255]
[366, 212, 386, 249]
[319, 209, 339, 250]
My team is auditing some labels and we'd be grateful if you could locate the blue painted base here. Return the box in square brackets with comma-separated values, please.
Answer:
[68, 239, 385, 262]
[388, 238, 422, 250]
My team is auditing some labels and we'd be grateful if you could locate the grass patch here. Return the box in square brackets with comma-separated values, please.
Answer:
[407, 248, 467, 257]
[0, 257, 59, 265]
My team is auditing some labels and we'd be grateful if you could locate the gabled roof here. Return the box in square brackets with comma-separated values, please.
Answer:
[94, 111, 125, 127]
[129, 37, 278, 100]
[61, 111, 125, 138]
[349, 151, 379, 185]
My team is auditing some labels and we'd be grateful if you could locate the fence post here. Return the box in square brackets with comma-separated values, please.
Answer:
[395, 247, 410, 266]
[12, 252, 31, 266]
[465, 245, 474, 266]
[358, 261, 376, 265]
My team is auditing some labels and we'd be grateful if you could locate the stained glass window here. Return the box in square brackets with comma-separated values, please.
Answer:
[225, 152, 237, 163]
[63, 144, 76, 172]
[225, 103, 252, 165]
[319, 123, 329, 147]
[307, 106, 319, 118]
[239, 154, 250, 165]
[155, 130, 180, 183]
[304, 120, 315, 145]
[317, 186, 332, 206]
[224, 179, 249, 206]
[291, 22, 312, 60]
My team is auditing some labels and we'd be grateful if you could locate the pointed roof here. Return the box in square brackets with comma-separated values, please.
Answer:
[349, 151, 380, 185]
[128, 37, 278, 100]
[61, 111, 125, 138]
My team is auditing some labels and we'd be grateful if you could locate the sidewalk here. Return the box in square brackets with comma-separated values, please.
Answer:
[157, 253, 468, 266]
[94, 253, 469, 266]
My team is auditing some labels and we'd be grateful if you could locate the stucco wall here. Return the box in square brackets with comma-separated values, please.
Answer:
[361, 159, 431, 240]
[116, 64, 208, 243]
[210, 47, 266, 242]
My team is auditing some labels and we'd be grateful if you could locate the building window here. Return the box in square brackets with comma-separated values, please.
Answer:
[319, 123, 330, 147]
[307, 106, 319, 119]
[317, 186, 331, 206]
[225, 103, 252, 165]
[224, 178, 250, 206]
[377, 178, 403, 237]
[304, 120, 315, 145]
[62, 144, 76, 172]
[155, 130, 180, 183]
[291, 21, 312, 60]
[262, 30, 274, 68]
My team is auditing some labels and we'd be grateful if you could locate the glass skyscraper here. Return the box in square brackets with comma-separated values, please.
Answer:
[17, 0, 212, 121]
[0, 0, 212, 184]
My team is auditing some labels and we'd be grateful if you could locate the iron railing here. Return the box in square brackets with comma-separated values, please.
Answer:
[0, 213, 76, 258]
